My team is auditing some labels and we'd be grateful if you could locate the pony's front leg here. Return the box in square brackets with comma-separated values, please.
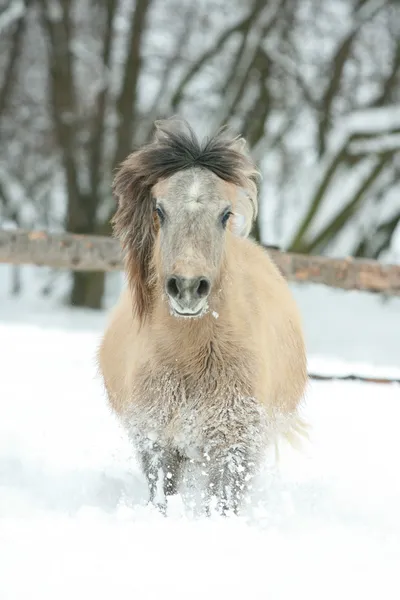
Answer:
[138, 443, 164, 508]
[138, 444, 185, 512]
[206, 446, 256, 516]
[162, 447, 186, 498]
[203, 397, 266, 515]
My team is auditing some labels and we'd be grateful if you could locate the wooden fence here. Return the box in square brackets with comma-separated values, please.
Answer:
[1, 228, 399, 385]
[1, 228, 400, 297]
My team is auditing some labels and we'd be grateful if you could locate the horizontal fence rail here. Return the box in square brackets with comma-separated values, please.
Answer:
[1, 228, 400, 297]
[309, 373, 400, 385]
[1, 229, 399, 385]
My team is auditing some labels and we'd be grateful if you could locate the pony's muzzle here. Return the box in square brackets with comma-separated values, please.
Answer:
[166, 275, 210, 316]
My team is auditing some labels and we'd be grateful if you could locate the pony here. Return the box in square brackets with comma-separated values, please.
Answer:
[98, 118, 308, 515]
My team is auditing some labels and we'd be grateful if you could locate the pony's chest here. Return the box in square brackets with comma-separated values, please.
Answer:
[138, 341, 250, 406]
[128, 350, 254, 452]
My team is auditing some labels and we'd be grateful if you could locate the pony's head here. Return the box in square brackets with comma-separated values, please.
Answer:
[112, 118, 260, 321]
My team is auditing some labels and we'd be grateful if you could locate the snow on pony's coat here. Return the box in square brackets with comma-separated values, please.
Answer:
[98, 118, 308, 515]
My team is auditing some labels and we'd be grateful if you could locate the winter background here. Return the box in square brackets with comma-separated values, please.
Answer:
[0, 1, 400, 599]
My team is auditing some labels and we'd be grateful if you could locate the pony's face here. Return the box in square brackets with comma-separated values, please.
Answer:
[152, 169, 237, 318]
[112, 118, 259, 322]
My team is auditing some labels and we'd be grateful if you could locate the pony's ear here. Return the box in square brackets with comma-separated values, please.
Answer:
[230, 135, 248, 155]
[229, 135, 260, 235]
[153, 116, 193, 144]
[230, 189, 256, 238]
[112, 154, 155, 322]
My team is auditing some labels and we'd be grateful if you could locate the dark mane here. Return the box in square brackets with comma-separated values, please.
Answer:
[112, 118, 259, 322]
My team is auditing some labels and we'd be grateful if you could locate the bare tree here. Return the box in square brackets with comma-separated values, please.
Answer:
[0, 0, 399, 307]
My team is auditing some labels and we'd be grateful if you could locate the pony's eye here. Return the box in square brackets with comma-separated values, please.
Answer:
[221, 210, 233, 228]
[155, 206, 165, 225]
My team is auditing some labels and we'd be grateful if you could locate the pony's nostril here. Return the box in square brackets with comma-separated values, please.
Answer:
[196, 277, 210, 298]
[167, 276, 210, 305]
[166, 276, 180, 299]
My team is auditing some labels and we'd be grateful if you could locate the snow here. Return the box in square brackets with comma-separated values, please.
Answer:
[349, 133, 400, 155]
[0, 288, 400, 598]
[291, 282, 400, 369]
[0, 1, 25, 35]
[345, 105, 400, 135]
[356, 0, 388, 19]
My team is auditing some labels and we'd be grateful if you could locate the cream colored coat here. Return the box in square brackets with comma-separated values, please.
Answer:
[99, 234, 307, 457]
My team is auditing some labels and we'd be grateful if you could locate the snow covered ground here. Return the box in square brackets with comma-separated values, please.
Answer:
[0, 285, 400, 599]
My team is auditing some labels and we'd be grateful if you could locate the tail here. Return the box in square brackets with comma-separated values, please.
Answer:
[272, 413, 311, 463]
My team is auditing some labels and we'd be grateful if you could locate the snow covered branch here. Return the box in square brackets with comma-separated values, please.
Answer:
[0, 0, 25, 35]
[170, 0, 267, 111]
[289, 111, 400, 253]
[1, 229, 399, 297]
[0, 1, 27, 116]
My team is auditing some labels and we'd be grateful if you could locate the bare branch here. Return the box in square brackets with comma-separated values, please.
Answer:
[240, 52, 271, 147]
[355, 210, 400, 259]
[170, 0, 266, 111]
[89, 0, 117, 200]
[263, 46, 318, 108]
[317, 0, 389, 156]
[302, 153, 391, 254]
[113, 0, 152, 168]
[39, 0, 83, 231]
[370, 39, 400, 108]
[371, 212, 400, 258]
[251, 105, 299, 163]
[0, 178, 20, 223]
[289, 139, 349, 252]
[318, 35, 357, 156]
[0, 0, 25, 34]
[0, 1, 28, 117]
[212, 1, 285, 130]
[289, 123, 399, 252]
[142, 4, 197, 137]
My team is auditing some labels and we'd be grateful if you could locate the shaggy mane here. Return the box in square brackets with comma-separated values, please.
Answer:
[112, 118, 259, 322]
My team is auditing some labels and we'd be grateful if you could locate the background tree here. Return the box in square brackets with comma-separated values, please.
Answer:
[0, 0, 399, 308]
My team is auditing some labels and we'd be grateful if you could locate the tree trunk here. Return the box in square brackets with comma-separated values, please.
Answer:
[68, 218, 112, 309]
[70, 270, 106, 309]
[251, 215, 261, 242]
